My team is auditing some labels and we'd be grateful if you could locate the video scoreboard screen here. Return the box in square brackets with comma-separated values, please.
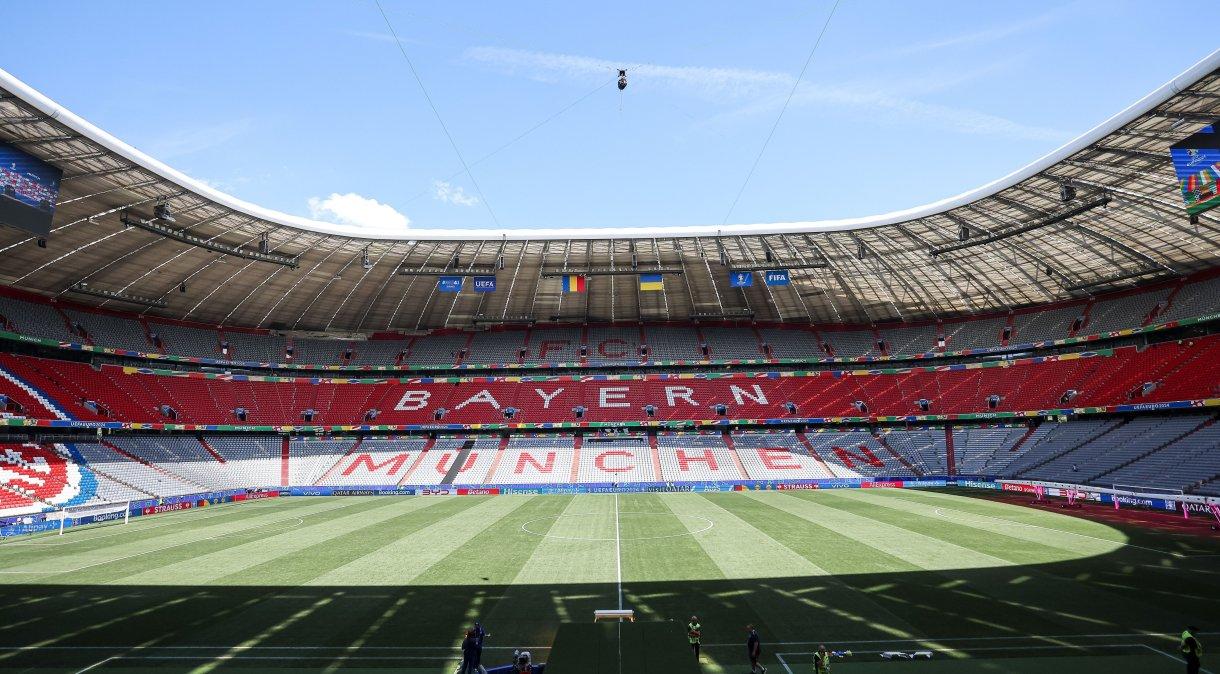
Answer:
[0, 140, 62, 236]
[1170, 122, 1220, 216]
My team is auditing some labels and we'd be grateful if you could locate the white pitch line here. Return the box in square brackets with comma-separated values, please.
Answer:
[614, 493, 623, 611]
[1141, 644, 1216, 674]
[0, 645, 554, 651]
[699, 629, 1218, 647]
[615, 493, 623, 674]
[73, 655, 116, 673]
[776, 652, 794, 674]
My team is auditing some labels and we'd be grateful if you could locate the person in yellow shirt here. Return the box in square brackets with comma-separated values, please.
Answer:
[1182, 625, 1203, 674]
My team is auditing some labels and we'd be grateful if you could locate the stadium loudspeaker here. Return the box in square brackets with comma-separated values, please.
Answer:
[1060, 183, 1077, 202]
[36, 237, 46, 248]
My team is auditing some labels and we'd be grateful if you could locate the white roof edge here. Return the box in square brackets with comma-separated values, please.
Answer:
[2, 48, 1219, 242]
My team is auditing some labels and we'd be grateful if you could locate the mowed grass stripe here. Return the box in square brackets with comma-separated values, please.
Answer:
[0, 497, 325, 570]
[404, 495, 578, 649]
[739, 491, 1059, 642]
[768, 491, 1009, 569]
[798, 490, 1191, 635]
[487, 494, 634, 649]
[0, 500, 394, 645]
[833, 489, 1121, 562]
[115, 496, 444, 586]
[869, 489, 1130, 542]
[304, 495, 536, 586]
[661, 492, 845, 652]
[874, 488, 1220, 560]
[704, 492, 949, 642]
[0, 498, 374, 580]
[210, 496, 488, 587]
[863, 489, 1220, 617]
[0, 499, 456, 650]
[510, 493, 617, 585]
[171, 497, 496, 652]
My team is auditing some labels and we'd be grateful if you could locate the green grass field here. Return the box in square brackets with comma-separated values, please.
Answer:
[0, 489, 1216, 673]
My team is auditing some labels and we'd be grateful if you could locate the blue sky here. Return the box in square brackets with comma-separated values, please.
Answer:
[0, 1, 1211, 235]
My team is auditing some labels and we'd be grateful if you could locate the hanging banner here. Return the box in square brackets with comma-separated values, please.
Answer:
[764, 269, 790, 286]
[473, 276, 497, 293]
[730, 271, 753, 287]
[437, 276, 464, 292]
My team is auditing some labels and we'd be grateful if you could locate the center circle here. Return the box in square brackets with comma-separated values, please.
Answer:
[520, 511, 715, 541]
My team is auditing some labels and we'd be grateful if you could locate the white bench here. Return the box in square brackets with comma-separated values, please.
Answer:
[593, 609, 635, 622]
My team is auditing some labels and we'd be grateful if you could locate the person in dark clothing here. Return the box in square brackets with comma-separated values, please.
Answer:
[459, 632, 479, 674]
[746, 625, 767, 673]
[1182, 626, 1203, 674]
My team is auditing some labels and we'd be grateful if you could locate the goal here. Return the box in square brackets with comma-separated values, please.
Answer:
[52, 501, 132, 534]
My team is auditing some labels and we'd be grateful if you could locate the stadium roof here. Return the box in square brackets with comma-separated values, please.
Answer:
[1, 50, 1220, 333]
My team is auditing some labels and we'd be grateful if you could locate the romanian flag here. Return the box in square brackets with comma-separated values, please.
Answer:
[639, 273, 664, 291]
[561, 274, 586, 292]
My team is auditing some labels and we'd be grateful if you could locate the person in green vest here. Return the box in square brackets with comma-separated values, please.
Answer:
[813, 644, 851, 673]
[687, 616, 702, 663]
[1182, 625, 1203, 674]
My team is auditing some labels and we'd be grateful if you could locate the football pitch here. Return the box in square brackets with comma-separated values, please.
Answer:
[0, 489, 1216, 673]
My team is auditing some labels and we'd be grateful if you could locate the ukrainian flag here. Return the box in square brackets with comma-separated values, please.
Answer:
[639, 273, 664, 291]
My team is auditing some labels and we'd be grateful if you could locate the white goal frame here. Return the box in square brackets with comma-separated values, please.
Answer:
[53, 501, 132, 534]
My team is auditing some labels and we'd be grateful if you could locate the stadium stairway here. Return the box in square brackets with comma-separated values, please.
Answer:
[440, 440, 477, 483]
[797, 431, 839, 477]
[1012, 419, 1130, 478]
[83, 461, 156, 501]
[1089, 416, 1215, 485]
[313, 437, 361, 486]
[0, 362, 70, 420]
[872, 431, 924, 476]
[197, 437, 226, 463]
[280, 437, 289, 487]
[395, 440, 433, 486]
[720, 433, 751, 479]
[100, 440, 209, 493]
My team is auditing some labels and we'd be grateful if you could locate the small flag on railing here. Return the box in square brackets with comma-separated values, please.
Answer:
[561, 274, 586, 293]
[639, 273, 663, 291]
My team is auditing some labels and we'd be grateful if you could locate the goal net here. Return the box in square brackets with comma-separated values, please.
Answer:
[51, 501, 132, 534]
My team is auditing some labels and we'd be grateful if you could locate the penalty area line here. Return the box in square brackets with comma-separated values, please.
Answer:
[1141, 644, 1216, 674]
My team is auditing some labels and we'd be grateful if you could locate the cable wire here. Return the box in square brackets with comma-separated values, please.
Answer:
[721, 0, 842, 225]
[374, 0, 501, 227]
[401, 77, 616, 206]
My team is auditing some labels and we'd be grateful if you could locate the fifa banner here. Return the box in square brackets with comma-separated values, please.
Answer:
[763, 269, 790, 286]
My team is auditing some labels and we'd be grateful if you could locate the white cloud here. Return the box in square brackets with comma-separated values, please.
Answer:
[888, 8, 1064, 56]
[466, 46, 1070, 142]
[432, 180, 479, 207]
[307, 192, 410, 233]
